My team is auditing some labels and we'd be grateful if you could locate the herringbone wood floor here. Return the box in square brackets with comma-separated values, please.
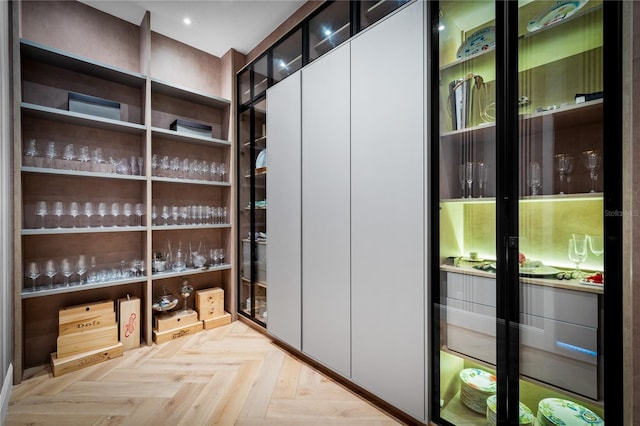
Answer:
[6, 320, 404, 425]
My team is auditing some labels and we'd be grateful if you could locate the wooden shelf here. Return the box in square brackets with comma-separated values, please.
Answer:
[22, 226, 146, 235]
[151, 176, 231, 186]
[21, 102, 146, 134]
[150, 78, 230, 108]
[151, 127, 231, 147]
[151, 224, 231, 231]
[21, 276, 147, 299]
[21, 39, 146, 87]
[151, 264, 232, 280]
[440, 192, 603, 204]
[21, 166, 147, 181]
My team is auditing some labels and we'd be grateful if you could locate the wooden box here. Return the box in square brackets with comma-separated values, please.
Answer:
[202, 312, 231, 330]
[117, 296, 140, 351]
[154, 310, 199, 332]
[152, 321, 203, 344]
[56, 323, 118, 358]
[195, 287, 225, 321]
[50, 342, 123, 377]
[59, 300, 115, 326]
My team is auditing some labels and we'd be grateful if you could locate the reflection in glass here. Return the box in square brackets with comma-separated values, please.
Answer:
[308, 1, 350, 62]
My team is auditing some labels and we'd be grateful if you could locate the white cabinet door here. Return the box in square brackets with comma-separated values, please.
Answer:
[301, 43, 351, 377]
[350, 2, 425, 420]
[266, 71, 302, 349]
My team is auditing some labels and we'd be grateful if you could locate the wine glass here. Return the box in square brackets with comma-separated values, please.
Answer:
[78, 145, 90, 162]
[588, 235, 604, 271]
[527, 161, 541, 196]
[52, 201, 65, 228]
[151, 154, 158, 176]
[44, 259, 58, 289]
[171, 205, 180, 226]
[36, 201, 48, 229]
[97, 202, 108, 227]
[60, 257, 74, 287]
[44, 140, 57, 168]
[135, 203, 145, 226]
[83, 201, 95, 228]
[161, 205, 170, 226]
[24, 139, 39, 157]
[138, 156, 144, 176]
[209, 161, 217, 181]
[111, 202, 121, 227]
[123, 203, 133, 227]
[180, 206, 189, 225]
[583, 150, 601, 193]
[25, 261, 41, 292]
[568, 234, 588, 277]
[218, 248, 225, 266]
[63, 143, 76, 161]
[68, 201, 80, 228]
[464, 162, 474, 198]
[477, 162, 488, 198]
[181, 158, 190, 179]
[555, 154, 573, 194]
[76, 255, 88, 285]
[218, 162, 226, 182]
[129, 156, 138, 176]
[210, 248, 219, 267]
[151, 205, 158, 226]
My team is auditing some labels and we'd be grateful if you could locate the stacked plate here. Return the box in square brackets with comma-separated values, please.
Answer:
[459, 368, 497, 414]
[537, 398, 604, 426]
[486, 395, 534, 426]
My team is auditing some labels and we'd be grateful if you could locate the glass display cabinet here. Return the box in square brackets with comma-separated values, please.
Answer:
[431, 1, 622, 425]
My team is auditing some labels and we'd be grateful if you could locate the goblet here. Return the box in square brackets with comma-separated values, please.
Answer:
[555, 154, 573, 194]
[78, 145, 90, 162]
[76, 255, 88, 285]
[528, 162, 542, 196]
[44, 259, 58, 289]
[92, 147, 105, 164]
[63, 143, 76, 161]
[60, 257, 74, 287]
[36, 200, 48, 229]
[568, 234, 588, 277]
[583, 150, 601, 193]
[179, 279, 194, 313]
[25, 261, 41, 292]
[68, 201, 80, 228]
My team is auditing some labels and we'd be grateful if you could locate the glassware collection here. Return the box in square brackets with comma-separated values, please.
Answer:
[151, 204, 228, 226]
[151, 154, 227, 182]
[152, 239, 227, 273]
[23, 139, 144, 176]
[24, 254, 146, 293]
[28, 200, 145, 229]
[458, 161, 489, 198]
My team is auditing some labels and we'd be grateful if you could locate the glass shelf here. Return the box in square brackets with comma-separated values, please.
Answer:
[21, 275, 147, 299]
[151, 224, 231, 231]
[21, 166, 147, 181]
[151, 264, 232, 280]
[22, 226, 146, 235]
[151, 176, 231, 186]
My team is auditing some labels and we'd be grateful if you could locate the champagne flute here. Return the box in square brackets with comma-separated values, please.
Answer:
[555, 154, 573, 194]
[68, 201, 80, 228]
[465, 162, 474, 198]
[36, 200, 48, 229]
[528, 162, 541, 196]
[60, 257, 74, 287]
[583, 150, 601, 193]
[25, 261, 41, 292]
[210, 161, 217, 181]
[138, 156, 144, 176]
[568, 234, 588, 277]
[76, 255, 88, 285]
[44, 259, 58, 289]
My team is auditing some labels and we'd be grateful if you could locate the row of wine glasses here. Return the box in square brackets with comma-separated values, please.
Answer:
[568, 233, 604, 276]
[152, 240, 227, 273]
[458, 162, 489, 198]
[554, 150, 601, 195]
[24, 139, 144, 176]
[24, 255, 146, 292]
[151, 205, 228, 226]
[31, 201, 145, 229]
[151, 154, 227, 182]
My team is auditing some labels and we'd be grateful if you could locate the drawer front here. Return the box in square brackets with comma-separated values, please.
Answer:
[521, 283, 598, 327]
[446, 273, 496, 307]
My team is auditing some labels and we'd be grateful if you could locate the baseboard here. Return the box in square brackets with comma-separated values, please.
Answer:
[0, 363, 13, 425]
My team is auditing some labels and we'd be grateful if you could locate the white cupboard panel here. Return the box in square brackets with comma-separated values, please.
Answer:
[266, 72, 302, 349]
[350, 2, 425, 420]
[301, 43, 351, 377]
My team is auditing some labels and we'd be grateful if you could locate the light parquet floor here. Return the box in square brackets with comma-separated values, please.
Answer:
[6, 320, 404, 426]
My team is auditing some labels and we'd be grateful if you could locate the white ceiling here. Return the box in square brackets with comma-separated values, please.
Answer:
[80, 0, 308, 57]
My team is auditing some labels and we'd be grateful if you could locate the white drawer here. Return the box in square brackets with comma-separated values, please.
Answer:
[521, 283, 598, 327]
[446, 272, 496, 307]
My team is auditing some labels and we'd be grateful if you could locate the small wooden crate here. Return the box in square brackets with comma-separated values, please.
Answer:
[50, 342, 123, 377]
[195, 287, 225, 321]
[117, 296, 140, 351]
[56, 323, 118, 358]
[154, 310, 199, 332]
[202, 312, 231, 330]
[58, 300, 115, 329]
[152, 321, 203, 344]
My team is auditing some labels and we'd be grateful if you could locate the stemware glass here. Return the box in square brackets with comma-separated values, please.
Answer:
[583, 150, 601, 193]
[171, 205, 180, 225]
[477, 162, 488, 198]
[170, 157, 181, 178]
[68, 201, 80, 228]
[588, 235, 604, 271]
[180, 206, 189, 225]
[568, 234, 588, 277]
[44, 259, 58, 289]
[555, 154, 573, 194]
[181, 158, 190, 179]
[92, 147, 105, 164]
[123, 203, 133, 227]
[60, 257, 74, 287]
[44, 140, 57, 168]
[24, 139, 39, 157]
[210, 161, 217, 181]
[111, 202, 121, 227]
[151, 205, 158, 226]
[97, 202, 108, 227]
[151, 154, 158, 176]
[63, 143, 76, 161]
[161, 205, 170, 226]
[36, 200, 48, 229]
[76, 255, 88, 285]
[210, 248, 220, 267]
[160, 155, 170, 177]
[25, 261, 41, 292]
[218, 162, 226, 182]
[53, 201, 65, 228]
[528, 161, 542, 196]
[138, 156, 144, 176]
[458, 164, 466, 198]
[83, 201, 95, 228]
[465, 162, 474, 198]
[218, 248, 225, 266]
[78, 145, 90, 162]
[135, 203, 145, 226]
[129, 156, 138, 176]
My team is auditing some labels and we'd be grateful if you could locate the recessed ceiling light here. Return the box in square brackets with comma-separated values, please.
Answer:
[324, 29, 332, 36]
[183, 17, 191, 25]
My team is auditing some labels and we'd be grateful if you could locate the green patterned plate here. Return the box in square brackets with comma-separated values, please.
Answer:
[537, 398, 604, 426]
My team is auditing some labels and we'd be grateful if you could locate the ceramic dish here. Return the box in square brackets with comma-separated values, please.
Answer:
[536, 398, 604, 426]
[486, 395, 534, 426]
[519, 265, 561, 276]
[527, 0, 589, 32]
[456, 26, 495, 59]
[459, 368, 496, 414]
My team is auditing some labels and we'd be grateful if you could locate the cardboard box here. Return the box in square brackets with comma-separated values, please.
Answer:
[202, 312, 231, 330]
[68, 91, 121, 120]
[170, 119, 212, 138]
[195, 287, 224, 321]
[152, 321, 203, 344]
[117, 296, 141, 351]
[50, 342, 123, 377]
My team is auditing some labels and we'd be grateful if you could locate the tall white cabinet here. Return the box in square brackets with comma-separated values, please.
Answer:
[266, 1, 426, 421]
[265, 72, 302, 350]
[301, 43, 351, 377]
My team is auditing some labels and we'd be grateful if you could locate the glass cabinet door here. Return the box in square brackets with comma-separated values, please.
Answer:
[238, 98, 268, 325]
[436, 1, 498, 424]
[517, 0, 604, 423]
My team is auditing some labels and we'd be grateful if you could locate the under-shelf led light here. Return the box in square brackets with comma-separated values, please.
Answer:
[183, 17, 192, 25]
[324, 28, 332, 36]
